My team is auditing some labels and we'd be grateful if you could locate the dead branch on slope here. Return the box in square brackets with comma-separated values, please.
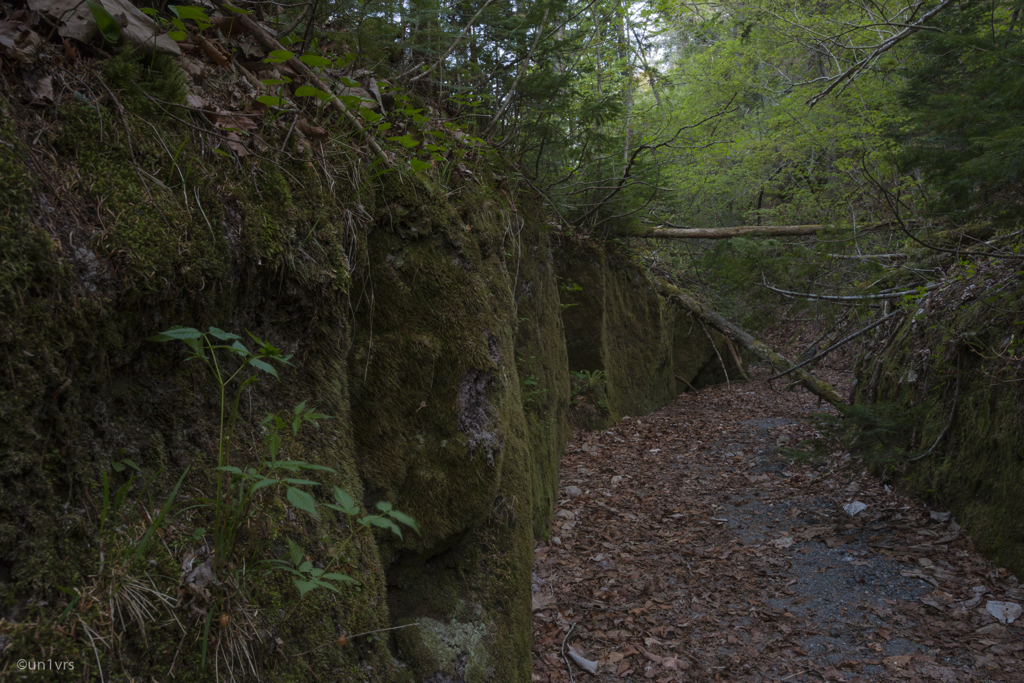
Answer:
[654, 279, 846, 408]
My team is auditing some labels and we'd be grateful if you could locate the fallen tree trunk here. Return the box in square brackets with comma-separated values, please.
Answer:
[654, 278, 846, 408]
[635, 225, 826, 239]
[634, 219, 925, 240]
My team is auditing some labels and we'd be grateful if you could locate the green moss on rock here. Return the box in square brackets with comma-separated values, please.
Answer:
[555, 241, 677, 427]
[855, 260, 1024, 577]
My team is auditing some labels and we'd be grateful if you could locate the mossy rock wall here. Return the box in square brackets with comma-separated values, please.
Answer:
[668, 307, 746, 389]
[554, 241, 676, 427]
[0, 57, 571, 682]
[0, 66, 393, 680]
[854, 263, 1024, 577]
[347, 173, 569, 682]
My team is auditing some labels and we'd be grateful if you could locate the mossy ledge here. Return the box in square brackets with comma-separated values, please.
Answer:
[853, 257, 1024, 578]
[0, 52, 705, 681]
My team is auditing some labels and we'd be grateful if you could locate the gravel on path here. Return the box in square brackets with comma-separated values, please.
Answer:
[532, 377, 1023, 683]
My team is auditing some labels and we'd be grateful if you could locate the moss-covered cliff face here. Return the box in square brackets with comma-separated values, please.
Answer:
[668, 308, 746, 390]
[554, 241, 746, 428]
[853, 259, 1024, 577]
[0, 51, 728, 681]
[345, 173, 568, 681]
[555, 241, 675, 427]
[0, 60, 394, 681]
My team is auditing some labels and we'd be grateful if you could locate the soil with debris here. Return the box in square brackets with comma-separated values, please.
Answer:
[532, 367, 1023, 682]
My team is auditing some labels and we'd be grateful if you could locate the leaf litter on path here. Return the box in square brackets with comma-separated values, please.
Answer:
[532, 376, 1023, 682]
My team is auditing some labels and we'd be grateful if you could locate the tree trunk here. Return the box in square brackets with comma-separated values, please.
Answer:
[654, 279, 846, 409]
[635, 225, 826, 240]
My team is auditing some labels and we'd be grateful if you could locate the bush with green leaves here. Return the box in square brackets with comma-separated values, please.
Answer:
[149, 326, 417, 599]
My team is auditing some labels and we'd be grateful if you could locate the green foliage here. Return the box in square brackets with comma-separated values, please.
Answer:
[895, 0, 1024, 228]
[151, 326, 417, 605]
[86, 1, 121, 43]
[804, 401, 934, 474]
[569, 369, 608, 410]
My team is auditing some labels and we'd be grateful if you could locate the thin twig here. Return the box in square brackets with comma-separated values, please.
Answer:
[675, 374, 697, 392]
[762, 280, 940, 302]
[908, 358, 961, 463]
[403, 0, 496, 82]
[560, 622, 577, 683]
[768, 311, 900, 382]
[291, 622, 421, 657]
[698, 320, 729, 385]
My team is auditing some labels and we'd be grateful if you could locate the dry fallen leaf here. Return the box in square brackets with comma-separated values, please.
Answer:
[0, 21, 42, 66]
[985, 600, 1022, 624]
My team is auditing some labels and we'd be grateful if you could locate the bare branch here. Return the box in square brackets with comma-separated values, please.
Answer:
[807, 0, 958, 107]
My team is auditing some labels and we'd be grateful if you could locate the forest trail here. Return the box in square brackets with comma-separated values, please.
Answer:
[531, 370, 1024, 682]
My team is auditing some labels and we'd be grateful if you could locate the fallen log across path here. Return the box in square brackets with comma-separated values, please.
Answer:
[654, 278, 847, 408]
[635, 224, 826, 239]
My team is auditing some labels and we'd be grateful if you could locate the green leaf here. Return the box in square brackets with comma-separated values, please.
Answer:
[339, 94, 368, 108]
[139, 7, 158, 16]
[377, 122, 392, 133]
[171, 5, 211, 29]
[149, 327, 202, 341]
[168, 30, 186, 41]
[340, 76, 361, 87]
[291, 416, 301, 435]
[375, 501, 393, 513]
[201, 609, 213, 668]
[286, 487, 319, 518]
[332, 487, 355, 507]
[359, 107, 382, 123]
[111, 460, 126, 473]
[299, 54, 332, 69]
[294, 579, 318, 597]
[256, 95, 287, 108]
[222, 2, 252, 14]
[322, 572, 354, 583]
[287, 537, 303, 566]
[293, 401, 307, 415]
[122, 458, 141, 472]
[215, 466, 245, 475]
[192, 527, 206, 540]
[361, 515, 402, 537]
[388, 135, 419, 148]
[291, 462, 335, 472]
[294, 85, 334, 102]
[386, 509, 420, 534]
[230, 340, 251, 357]
[410, 159, 431, 172]
[298, 560, 312, 573]
[248, 358, 279, 378]
[250, 478, 277, 492]
[207, 327, 240, 341]
[87, 0, 121, 43]
[279, 33, 301, 46]
[264, 50, 295, 64]
[282, 478, 320, 486]
[135, 466, 189, 560]
[265, 460, 302, 471]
